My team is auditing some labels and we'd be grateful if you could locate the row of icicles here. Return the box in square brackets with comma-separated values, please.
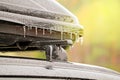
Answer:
[23, 26, 83, 45]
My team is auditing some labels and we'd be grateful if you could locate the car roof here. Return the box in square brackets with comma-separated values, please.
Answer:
[0, 0, 73, 15]
[0, 0, 79, 24]
[0, 56, 120, 80]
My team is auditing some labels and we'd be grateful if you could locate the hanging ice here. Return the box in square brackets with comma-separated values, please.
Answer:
[79, 37, 83, 45]
[23, 26, 26, 37]
[50, 28, 52, 34]
[43, 28, 45, 35]
[60, 26, 63, 40]
[76, 37, 83, 45]
[35, 26, 38, 36]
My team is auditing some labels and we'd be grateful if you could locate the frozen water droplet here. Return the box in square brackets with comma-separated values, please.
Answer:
[23, 26, 26, 37]
[43, 28, 45, 35]
[80, 37, 83, 45]
[35, 27, 38, 36]
[27, 26, 30, 30]
[61, 26, 63, 40]
[76, 37, 83, 45]
[49, 45, 53, 61]
[75, 33, 78, 41]
[50, 29, 52, 34]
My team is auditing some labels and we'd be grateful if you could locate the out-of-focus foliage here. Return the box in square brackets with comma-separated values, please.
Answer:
[57, 0, 120, 72]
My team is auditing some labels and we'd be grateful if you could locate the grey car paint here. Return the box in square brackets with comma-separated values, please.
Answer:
[0, 57, 120, 80]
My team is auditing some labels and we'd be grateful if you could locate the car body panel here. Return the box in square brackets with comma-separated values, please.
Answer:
[0, 57, 120, 80]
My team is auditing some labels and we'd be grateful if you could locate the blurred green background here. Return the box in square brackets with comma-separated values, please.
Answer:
[57, 0, 120, 72]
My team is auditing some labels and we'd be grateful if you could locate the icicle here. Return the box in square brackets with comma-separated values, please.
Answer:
[76, 37, 83, 45]
[75, 33, 78, 42]
[61, 26, 63, 40]
[35, 26, 38, 36]
[23, 26, 26, 37]
[80, 37, 83, 45]
[27, 26, 30, 30]
[49, 45, 53, 61]
[43, 28, 45, 35]
[50, 28, 52, 34]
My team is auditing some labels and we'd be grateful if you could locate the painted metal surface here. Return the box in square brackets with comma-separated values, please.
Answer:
[0, 57, 120, 80]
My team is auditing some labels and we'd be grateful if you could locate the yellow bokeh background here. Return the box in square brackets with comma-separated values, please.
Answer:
[57, 0, 120, 72]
